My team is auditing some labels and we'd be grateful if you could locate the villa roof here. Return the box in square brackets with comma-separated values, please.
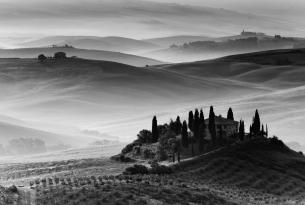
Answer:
[205, 116, 239, 125]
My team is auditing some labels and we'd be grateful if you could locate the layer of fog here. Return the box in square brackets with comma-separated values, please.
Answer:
[0, 58, 304, 153]
[0, 0, 302, 43]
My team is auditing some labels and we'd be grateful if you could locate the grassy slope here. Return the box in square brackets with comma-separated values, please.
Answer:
[8, 138, 305, 205]
[159, 48, 305, 86]
[172, 138, 305, 204]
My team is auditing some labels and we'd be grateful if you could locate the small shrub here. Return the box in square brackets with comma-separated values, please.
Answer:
[121, 142, 139, 154]
[123, 164, 148, 175]
[149, 162, 173, 175]
[7, 185, 17, 193]
[143, 149, 155, 159]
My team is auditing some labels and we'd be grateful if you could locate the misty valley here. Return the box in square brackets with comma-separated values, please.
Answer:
[0, 0, 305, 204]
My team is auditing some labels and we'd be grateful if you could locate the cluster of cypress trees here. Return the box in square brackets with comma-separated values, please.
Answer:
[249, 109, 268, 138]
[151, 107, 269, 159]
[185, 109, 207, 155]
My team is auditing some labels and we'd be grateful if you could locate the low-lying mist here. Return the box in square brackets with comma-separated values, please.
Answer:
[0, 52, 304, 153]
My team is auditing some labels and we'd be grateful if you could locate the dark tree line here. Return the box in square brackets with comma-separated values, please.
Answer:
[38, 52, 67, 62]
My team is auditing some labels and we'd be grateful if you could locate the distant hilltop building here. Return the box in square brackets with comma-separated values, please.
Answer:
[241, 30, 265, 37]
[205, 115, 239, 140]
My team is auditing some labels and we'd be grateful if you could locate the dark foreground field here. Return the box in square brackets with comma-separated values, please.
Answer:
[1, 137, 304, 205]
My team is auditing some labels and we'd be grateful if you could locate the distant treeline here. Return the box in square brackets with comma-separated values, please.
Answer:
[170, 35, 303, 53]
[38, 52, 77, 62]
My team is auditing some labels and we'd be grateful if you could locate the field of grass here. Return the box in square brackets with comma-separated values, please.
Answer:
[0, 137, 303, 204]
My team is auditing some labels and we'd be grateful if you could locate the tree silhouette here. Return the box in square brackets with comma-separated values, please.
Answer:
[181, 121, 189, 148]
[200, 109, 205, 124]
[208, 106, 216, 145]
[38, 54, 47, 62]
[137, 130, 152, 143]
[193, 109, 200, 141]
[175, 116, 182, 135]
[239, 120, 245, 141]
[249, 125, 253, 139]
[227, 108, 234, 121]
[54, 52, 67, 59]
[252, 110, 261, 136]
[169, 119, 175, 133]
[152, 116, 159, 143]
[188, 111, 194, 132]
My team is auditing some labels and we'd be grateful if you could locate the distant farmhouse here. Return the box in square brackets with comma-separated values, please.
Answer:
[205, 116, 239, 140]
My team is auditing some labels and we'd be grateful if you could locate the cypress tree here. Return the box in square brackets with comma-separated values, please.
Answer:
[208, 106, 216, 145]
[227, 108, 234, 121]
[152, 116, 159, 142]
[261, 124, 265, 137]
[181, 121, 189, 148]
[200, 109, 205, 124]
[188, 111, 194, 132]
[175, 116, 182, 135]
[239, 120, 245, 141]
[169, 119, 175, 132]
[249, 125, 253, 139]
[193, 109, 200, 141]
[252, 109, 261, 136]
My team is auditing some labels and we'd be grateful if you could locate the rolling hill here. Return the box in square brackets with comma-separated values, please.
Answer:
[19, 36, 161, 54]
[143, 33, 305, 63]
[0, 48, 304, 148]
[170, 137, 305, 204]
[0, 47, 163, 67]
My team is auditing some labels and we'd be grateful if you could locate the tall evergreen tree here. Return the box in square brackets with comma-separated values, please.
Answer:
[208, 106, 217, 145]
[175, 116, 182, 135]
[249, 125, 253, 139]
[239, 120, 245, 141]
[169, 119, 175, 132]
[193, 109, 200, 141]
[261, 124, 265, 137]
[181, 121, 189, 148]
[252, 109, 261, 136]
[227, 108, 234, 121]
[152, 116, 159, 142]
[188, 111, 194, 132]
[200, 109, 205, 124]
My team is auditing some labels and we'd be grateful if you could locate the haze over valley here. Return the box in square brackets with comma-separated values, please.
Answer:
[1, 1, 305, 205]
[0, 49, 305, 153]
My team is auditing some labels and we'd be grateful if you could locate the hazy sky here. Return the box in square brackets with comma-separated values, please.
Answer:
[0, 0, 305, 43]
